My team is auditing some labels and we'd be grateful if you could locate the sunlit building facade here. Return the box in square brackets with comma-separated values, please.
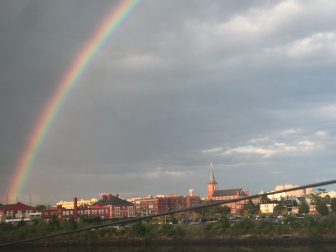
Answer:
[207, 164, 250, 214]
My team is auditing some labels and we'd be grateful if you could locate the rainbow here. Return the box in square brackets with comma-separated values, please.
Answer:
[6, 0, 141, 202]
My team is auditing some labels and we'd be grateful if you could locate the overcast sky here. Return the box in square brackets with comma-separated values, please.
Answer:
[1, 0, 336, 205]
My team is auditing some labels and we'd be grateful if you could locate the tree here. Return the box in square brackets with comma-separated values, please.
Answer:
[316, 200, 329, 216]
[243, 200, 259, 215]
[298, 201, 309, 215]
[49, 215, 60, 230]
[219, 216, 230, 230]
[131, 222, 148, 237]
[323, 195, 331, 205]
[273, 204, 286, 216]
[330, 198, 336, 213]
[221, 205, 231, 216]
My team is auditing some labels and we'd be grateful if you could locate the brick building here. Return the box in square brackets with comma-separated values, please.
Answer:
[0, 202, 37, 223]
[42, 194, 135, 221]
[130, 194, 202, 216]
[207, 164, 250, 214]
[92, 194, 135, 218]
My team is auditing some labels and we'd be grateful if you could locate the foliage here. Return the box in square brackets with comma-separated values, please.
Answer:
[63, 218, 77, 230]
[219, 216, 230, 230]
[331, 198, 336, 213]
[273, 204, 286, 216]
[316, 200, 329, 216]
[130, 222, 148, 237]
[298, 201, 310, 215]
[49, 215, 61, 230]
[243, 200, 259, 215]
[221, 206, 231, 216]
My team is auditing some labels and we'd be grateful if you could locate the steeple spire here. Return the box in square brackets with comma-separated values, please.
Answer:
[208, 162, 216, 184]
[207, 162, 218, 199]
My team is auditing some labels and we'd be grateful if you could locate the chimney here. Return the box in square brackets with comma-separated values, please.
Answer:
[73, 197, 78, 222]
[116, 194, 119, 198]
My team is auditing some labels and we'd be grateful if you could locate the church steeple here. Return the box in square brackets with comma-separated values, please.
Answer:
[207, 162, 218, 199]
[209, 162, 216, 183]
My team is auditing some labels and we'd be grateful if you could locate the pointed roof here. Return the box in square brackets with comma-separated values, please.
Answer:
[93, 195, 133, 207]
[0, 202, 34, 211]
[208, 162, 217, 184]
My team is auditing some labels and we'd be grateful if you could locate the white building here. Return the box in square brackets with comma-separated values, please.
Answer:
[268, 185, 312, 201]
[56, 198, 97, 209]
[260, 203, 278, 214]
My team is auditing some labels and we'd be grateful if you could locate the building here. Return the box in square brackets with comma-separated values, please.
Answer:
[0, 202, 38, 223]
[42, 204, 110, 221]
[92, 194, 136, 218]
[320, 191, 336, 198]
[260, 203, 278, 214]
[42, 194, 136, 221]
[268, 185, 313, 201]
[207, 164, 250, 214]
[56, 198, 97, 209]
[129, 194, 202, 216]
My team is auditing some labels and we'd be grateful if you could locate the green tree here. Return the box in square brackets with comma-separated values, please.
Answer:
[63, 218, 77, 230]
[219, 216, 230, 230]
[243, 200, 259, 215]
[130, 222, 148, 237]
[273, 204, 286, 216]
[330, 198, 336, 213]
[323, 195, 331, 205]
[316, 200, 329, 216]
[298, 201, 310, 215]
[220, 206, 231, 216]
[49, 215, 60, 230]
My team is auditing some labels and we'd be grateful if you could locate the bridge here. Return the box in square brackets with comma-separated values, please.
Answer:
[1, 178, 336, 248]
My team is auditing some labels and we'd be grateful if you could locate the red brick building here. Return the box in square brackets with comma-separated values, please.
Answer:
[42, 204, 111, 221]
[92, 194, 136, 218]
[130, 195, 202, 216]
[207, 164, 250, 214]
[42, 194, 136, 221]
[0, 202, 37, 223]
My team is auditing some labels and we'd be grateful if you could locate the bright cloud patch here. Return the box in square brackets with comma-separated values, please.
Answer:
[202, 129, 324, 158]
[143, 167, 193, 180]
[267, 32, 336, 60]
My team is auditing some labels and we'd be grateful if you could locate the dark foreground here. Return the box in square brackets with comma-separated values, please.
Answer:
[2, 245, 336, 252]
[2, 238, 336, 251]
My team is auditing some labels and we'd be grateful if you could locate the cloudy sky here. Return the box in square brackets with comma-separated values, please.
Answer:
[1, 0, 336, 204]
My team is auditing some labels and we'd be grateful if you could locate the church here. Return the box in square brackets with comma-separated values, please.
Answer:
[207, 163, 250, 214]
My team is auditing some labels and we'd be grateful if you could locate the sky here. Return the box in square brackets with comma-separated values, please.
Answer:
[1, 0, 336, 205]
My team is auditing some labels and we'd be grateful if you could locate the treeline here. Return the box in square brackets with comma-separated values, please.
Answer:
[2, 214, 336, 243]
